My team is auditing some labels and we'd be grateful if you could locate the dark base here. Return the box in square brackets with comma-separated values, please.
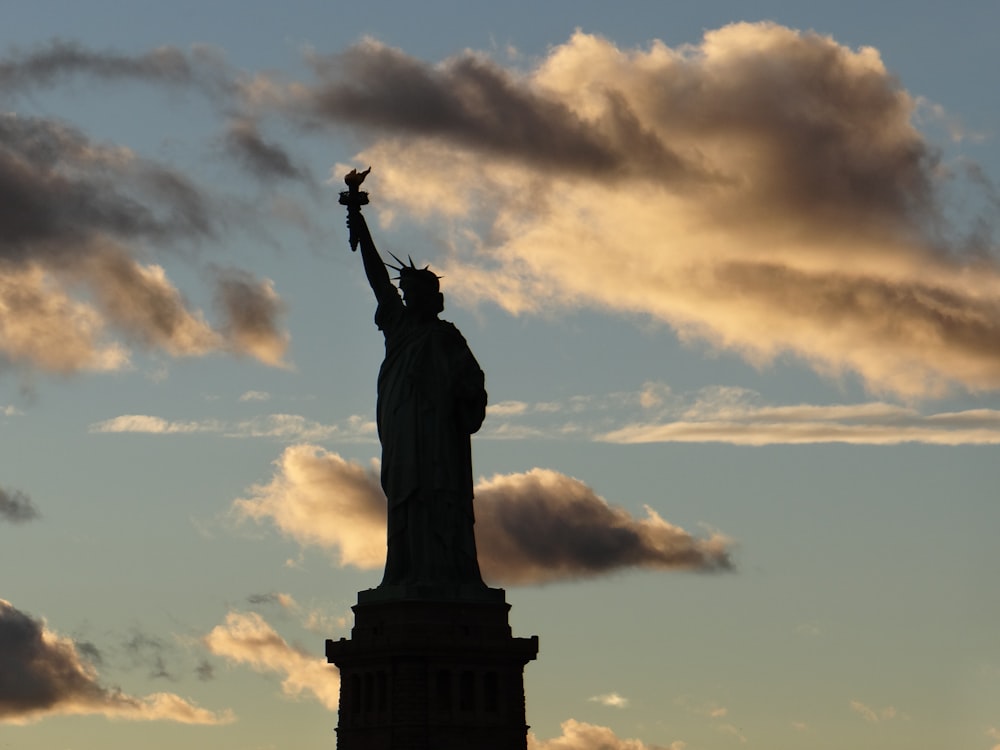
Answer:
[327, 589, 538, 750]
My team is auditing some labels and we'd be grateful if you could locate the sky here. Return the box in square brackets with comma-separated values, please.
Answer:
[1, 1, 998, 749]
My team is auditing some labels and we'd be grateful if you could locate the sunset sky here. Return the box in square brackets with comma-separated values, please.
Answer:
[2, 2, 999, 749]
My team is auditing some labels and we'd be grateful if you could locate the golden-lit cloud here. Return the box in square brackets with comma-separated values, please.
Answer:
[529, 719, 685, 750]
[588, 692, 628, 708]
[232, 446, 387, 569]
[203, 611, 339, 710]
[88, 412, 375, 442]
[231, 445, 732, 583]
[0, 599, 233, 725]
[292, 24, 1000, 397]
[89, 414, 222, 434]
[482, 382, 1000, 446]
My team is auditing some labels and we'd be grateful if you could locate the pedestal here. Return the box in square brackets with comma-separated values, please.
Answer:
[326, 586, 538, 750]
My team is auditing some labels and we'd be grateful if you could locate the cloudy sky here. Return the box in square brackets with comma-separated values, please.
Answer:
[2, 1, 998, 749]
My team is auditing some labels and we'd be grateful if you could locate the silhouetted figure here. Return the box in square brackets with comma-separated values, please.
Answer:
[343, 169, 487, 589]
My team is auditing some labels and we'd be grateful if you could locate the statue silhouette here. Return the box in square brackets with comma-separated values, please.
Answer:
[343, 169, 487, 590]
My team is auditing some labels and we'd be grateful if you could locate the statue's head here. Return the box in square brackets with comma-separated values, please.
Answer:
[389, 254, 444, 317]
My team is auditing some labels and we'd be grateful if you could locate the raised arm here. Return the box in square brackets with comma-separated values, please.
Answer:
[348, 208, 396, 304]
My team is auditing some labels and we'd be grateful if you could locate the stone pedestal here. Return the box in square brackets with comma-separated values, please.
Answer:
[326, 586, 538, 750]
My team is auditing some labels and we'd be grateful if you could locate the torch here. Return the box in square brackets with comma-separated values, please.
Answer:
[339, 166, 371, 252]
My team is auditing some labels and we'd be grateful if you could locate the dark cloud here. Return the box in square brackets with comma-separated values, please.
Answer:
[0, 116, 197, 260]
[474, 469, 733, 583]
[0, 599, 230, 724]
[225, 118, 309, 182]
[0, 39, 296, 376]
[0, 110, 288, 372]
[247, 593, 280, 605]
[0, 487, 39, 523]
[298, 41, 692, 182]
[213, 268, 289, 366]
[0, 600, 104, 720]
[195, 659, 214, 681]
[0, 38, 219, 94]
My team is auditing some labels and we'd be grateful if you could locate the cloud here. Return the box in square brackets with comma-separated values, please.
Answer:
[122, 631, 174, 680]
[212, 268, 289, 367]
[246, 592, 298, 609]
[202, 611, 339, 710]
[849, 699, 899, 723]
[224, 118, 309, 182]
[718, 723, 748, 743]
[240, 390, 271, 402]
[291, 25, 1000, 397]
[232, 446, 387, 570]
[89, 415, 222, 434]
[91, 383, 1000, 447]
[88, 412, 374, 442]
[588, 692, 628, 708]
[473, 469, 732, 582]
[298, 40, 677, 180]
[231, 445, 732, 584]
[0, 45, 290, 375]
[0, 487, 40, 523]
[483, 381, 1000, 446]
[195, 660, 215, 681]
[0, 39, 216, 94]
[244, 592, 348, 635]
[675, 696, 728, 719]
[529, 719, 684, 750]
[0, 599, 232, 725]
[601, 403, 1000, 446]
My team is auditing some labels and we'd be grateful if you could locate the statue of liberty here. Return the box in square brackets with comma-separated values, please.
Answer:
[342, 168, 487, 590]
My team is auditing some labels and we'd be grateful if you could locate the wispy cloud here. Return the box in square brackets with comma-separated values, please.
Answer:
[588, 692, 628, 708]
[223, 118, 310, 182]
[89, 385, 1000, 448]
[0, 599, 232, 725]
[122, 630, 174, 681]
[485, 382, 1000, 446]
[849, 699, 900, 723]
[718, 723, 748, 743]
[284, 24, 1000, 398]
[245, 592, 348, 634]
[0, 487, 40, 523]
[239, 390, 271, 402]
[529, 719, 685, 750]
[675, 696, 729, 719]
[202, 611, 339, 710]
[88, 412, 376, 442]
[231, 445, 732, 584]
[0, 39, 223, 94]
[89, 414, 223, 434]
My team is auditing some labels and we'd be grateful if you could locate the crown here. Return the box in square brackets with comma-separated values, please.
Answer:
[385, 252, 442, 290]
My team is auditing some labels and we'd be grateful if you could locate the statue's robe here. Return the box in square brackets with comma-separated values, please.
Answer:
[375, 290, 487, 586]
